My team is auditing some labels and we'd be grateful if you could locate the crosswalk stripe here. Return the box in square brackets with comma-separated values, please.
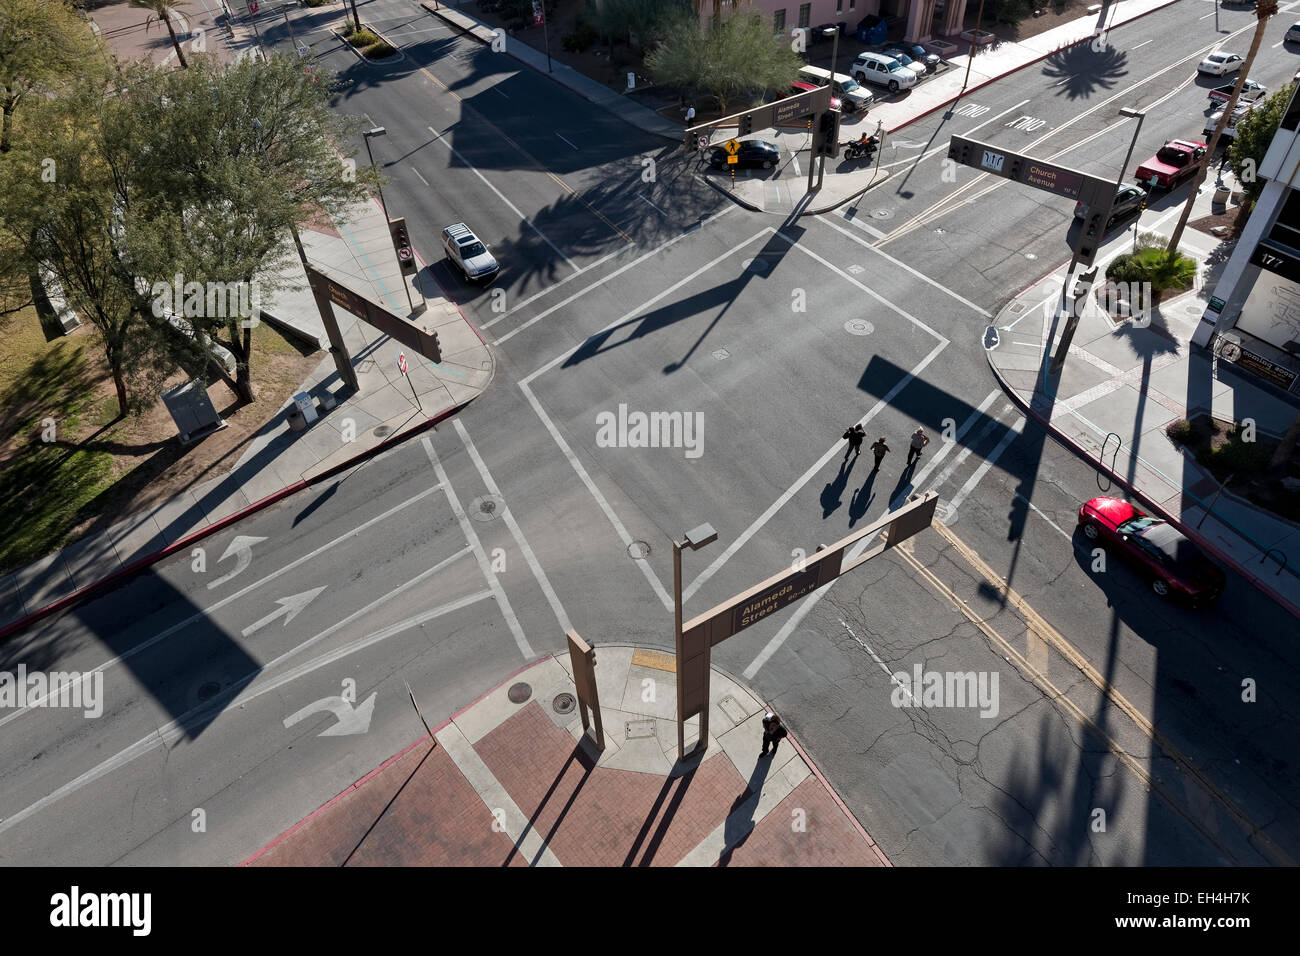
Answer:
[947, 416, 1026, 514]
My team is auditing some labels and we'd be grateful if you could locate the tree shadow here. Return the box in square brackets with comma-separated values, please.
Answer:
[1040, 42, 1129, 101]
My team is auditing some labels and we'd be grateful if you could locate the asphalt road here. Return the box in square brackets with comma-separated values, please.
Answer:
[3, 0, 1298, 866]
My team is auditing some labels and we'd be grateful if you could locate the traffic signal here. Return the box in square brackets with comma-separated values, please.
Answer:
[819, 110, 841, 157]
[1008, 156, 1022, 180]
[948, 138, 971, 165]
[739, 114, 754, 136]
[1085, 212, 1103, 238]
[685, 130, 697, 151]
[389, 217, 416, 275]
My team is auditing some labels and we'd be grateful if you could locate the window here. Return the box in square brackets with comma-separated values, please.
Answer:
[798, 3, 811, 28]
[849, 0, 855, 9]
[773, 8, 785, 33]
[836, 0, 843, 13]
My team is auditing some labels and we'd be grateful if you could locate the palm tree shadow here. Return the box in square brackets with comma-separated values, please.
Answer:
[1041, 43, 1129, 101]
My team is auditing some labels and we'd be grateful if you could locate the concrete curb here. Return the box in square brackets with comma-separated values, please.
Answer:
[805, 167, 894, 216]
[0, 399, 471, 644]
[984, 349, 1300, 621]
[697, 172, 764, 212]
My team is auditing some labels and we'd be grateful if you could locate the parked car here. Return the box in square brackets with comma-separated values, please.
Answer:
[1286, 21, 1300, 43]
[707, 139, 780, 170]
[1078, 497, 1226, 604]
[1073, 183, 1146, 227]
[884, 43, 940, 73]
[441, 222, 499, 282]
[879, 46, 927, 77]
[1198, 51, 1244, 76]
[1135, 139, 1207, 189]
[1208, 78, 1266, 105]
[791, 79, 841, 112]
[851, 51, 917, 92]
[1205, 103, 1251, 142]
[798, 65, 874, 113]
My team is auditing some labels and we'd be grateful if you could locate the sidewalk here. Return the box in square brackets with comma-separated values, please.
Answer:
[243, 644, 889, 867]
[0, 192, 493, 636]
[430, 0, 1178, 216]
[986, 192, 1300, 617]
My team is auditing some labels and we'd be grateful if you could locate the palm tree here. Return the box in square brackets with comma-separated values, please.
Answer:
[128, 0, 192, 69]
[1165, 0, 1277, 254]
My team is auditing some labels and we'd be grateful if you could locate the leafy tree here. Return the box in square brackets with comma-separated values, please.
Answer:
[595, 0, 686, 55]
[1229, 85, 1290, 211]
[114, 55, 376, 404]
[0, 0, 101, 153]
[127, 0, 192, 68]
[0, 93, 179, 415]
[648, 11, 802, 114]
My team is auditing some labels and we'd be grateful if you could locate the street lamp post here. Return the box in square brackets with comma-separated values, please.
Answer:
[816, 25, 841, 191]
[362, 126, 388, 219]
[674, 523, 717, 760]
[1050, 106, 1145, 376]
[363, 126, 416, 314]
[961, 0, 988, 94]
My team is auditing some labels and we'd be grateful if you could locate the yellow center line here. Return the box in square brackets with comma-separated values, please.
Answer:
[895, 521, 1292, 866]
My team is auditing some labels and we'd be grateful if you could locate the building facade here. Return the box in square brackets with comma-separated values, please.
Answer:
[1195, 84, 1300, 395]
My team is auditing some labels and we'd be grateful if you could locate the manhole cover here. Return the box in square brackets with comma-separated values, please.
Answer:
[507, 682, 532, 703]
[469, 494, 504, 522]
[198, 681, 221, 702]
[553, 692, 576, 714]
[628, 540, 651, 559]
[871, 208, 894, 220]
[845, 319, 874, 336]
[712, 348, 730, 360]
[741, 257, 771, 275]
[626, 718, 656, 738]
[373, 425, 393, 438]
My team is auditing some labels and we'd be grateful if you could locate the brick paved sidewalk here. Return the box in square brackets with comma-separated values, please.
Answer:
[244, 647, 888, 867]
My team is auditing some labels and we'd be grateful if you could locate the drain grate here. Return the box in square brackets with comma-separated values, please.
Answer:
[553, 692, 576, 714]
[627, 540, 651, 559]
[507, 682, 532, 704]
[470, 494, 505, 522]
[844, 319, 874, 336]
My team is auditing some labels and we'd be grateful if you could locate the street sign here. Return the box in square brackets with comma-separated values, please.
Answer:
[398, 352, 407, 374]
[697, 135, 708, 150]
[247, 0, 259, 13]
[297, 42, 310, 59]
[397, 247, 412, 262]
[948, 134, 1108, 201]
[724, 140, 740, 154]
[388, 216, 417, 276]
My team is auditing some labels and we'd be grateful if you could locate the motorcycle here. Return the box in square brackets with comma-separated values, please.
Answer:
[842, 134, 880, 161]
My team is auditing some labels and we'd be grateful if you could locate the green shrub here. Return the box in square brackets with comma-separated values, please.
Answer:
[363, 40, 397, 59]
[1166, 418, 1196, 445]
[1106, 252, 1140, 285]
[348, 28, 381, 48]
[563, 22, 599, 52]
[1207, 439, 1271, 474]
[303, 0, 334, 7]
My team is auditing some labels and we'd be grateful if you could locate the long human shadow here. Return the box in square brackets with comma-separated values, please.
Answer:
[848, 467, 879, 527]
[822, 455, 857, 518]
[717, 755, 775, 867]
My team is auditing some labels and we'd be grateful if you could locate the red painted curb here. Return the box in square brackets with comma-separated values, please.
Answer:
[0, 400, 469, 644]
[985, 353, 1300, 620]
[240, 651, 549, 865]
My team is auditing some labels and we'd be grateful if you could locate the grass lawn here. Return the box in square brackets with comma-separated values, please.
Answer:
[0, 307, 322, 576]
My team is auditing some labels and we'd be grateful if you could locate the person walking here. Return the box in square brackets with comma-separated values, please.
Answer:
[684, 104, 696, 125]
[760, 711, 788, 758]
[842, 423, 866, 460]
[907, 426, 930, 466]
[870, 436, 889, 471]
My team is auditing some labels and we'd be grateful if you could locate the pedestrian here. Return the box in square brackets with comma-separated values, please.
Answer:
[760, 711, 788, 758]
[684, 104, 696, 125]
[842, 423, 865, 460]
[907, 426, 930, 466]
[870, 435, 889, 471]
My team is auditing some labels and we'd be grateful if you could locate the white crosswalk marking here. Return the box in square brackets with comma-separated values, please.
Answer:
[947, 416, 1025, 515]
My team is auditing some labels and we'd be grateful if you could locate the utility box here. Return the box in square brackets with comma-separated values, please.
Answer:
[161, 380, 225, 445]
[292, 391, 318, 426]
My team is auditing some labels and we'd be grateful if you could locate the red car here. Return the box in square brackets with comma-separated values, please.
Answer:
[790, 80, 841, 112]
[1135, 139, 1207, 190]
[1078, 497, 1226, 604]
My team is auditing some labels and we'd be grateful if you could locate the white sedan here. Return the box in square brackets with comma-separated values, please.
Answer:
[1198, 51, 1244, 76]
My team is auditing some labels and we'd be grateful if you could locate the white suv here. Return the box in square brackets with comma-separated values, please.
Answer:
[441, 222, 499, 282]
[851, 52, 917, 92]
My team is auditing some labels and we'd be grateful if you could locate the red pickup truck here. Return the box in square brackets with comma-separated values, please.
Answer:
[1135, 139, 1208, 189]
